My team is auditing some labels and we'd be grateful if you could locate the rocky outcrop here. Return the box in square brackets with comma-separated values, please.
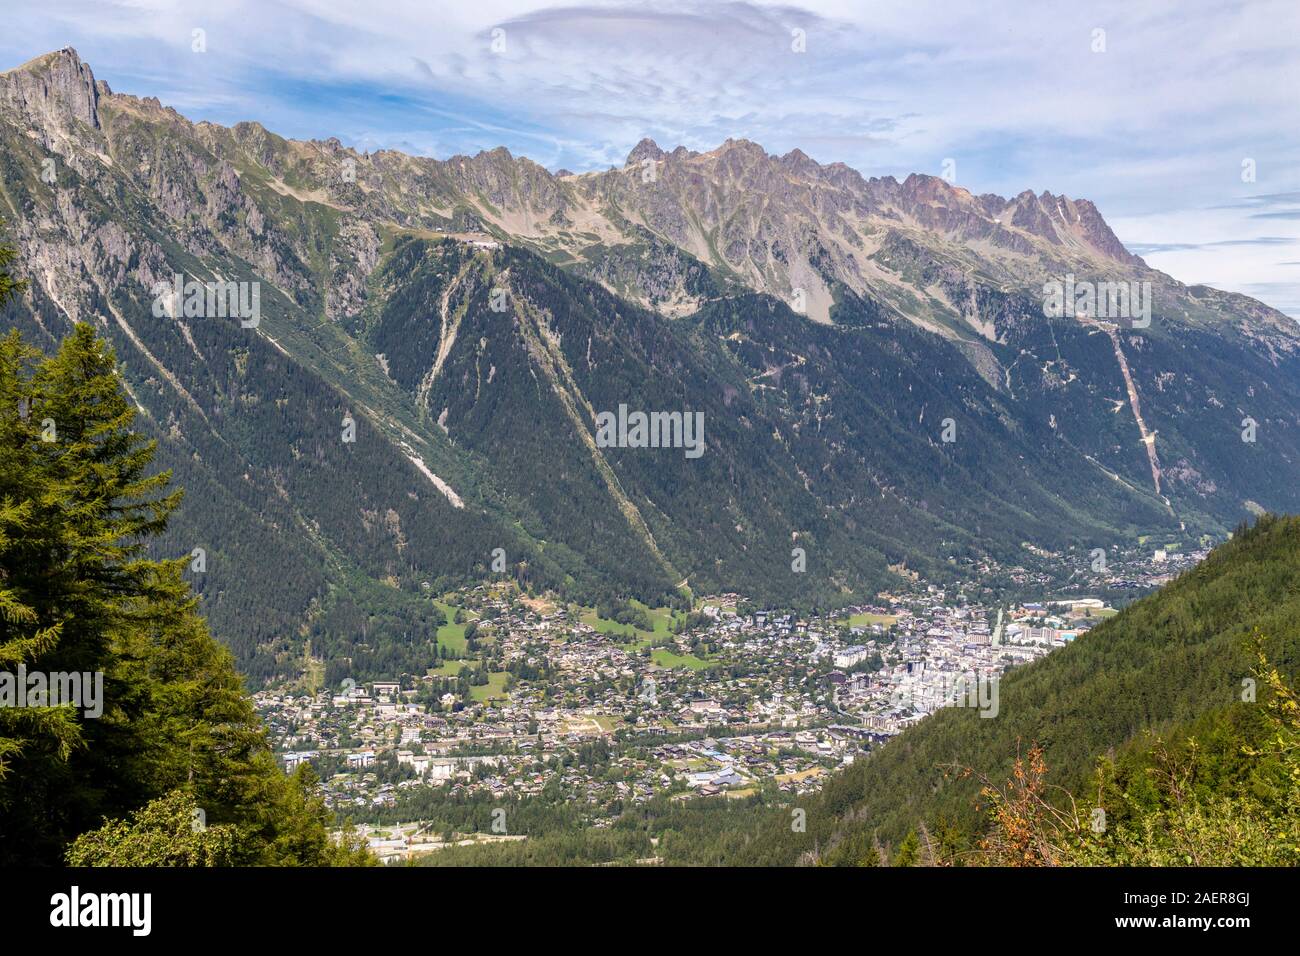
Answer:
[0, 46, 1290, 356]
[0, 48, 100, 140]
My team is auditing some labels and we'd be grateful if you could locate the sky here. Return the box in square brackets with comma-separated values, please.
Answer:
[3, 0, 1299, 315]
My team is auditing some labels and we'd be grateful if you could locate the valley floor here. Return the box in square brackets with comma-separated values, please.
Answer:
[252, 544, 1207, 863]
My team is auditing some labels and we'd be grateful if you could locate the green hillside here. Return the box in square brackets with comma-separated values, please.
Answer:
[729, 513, 1300, 864]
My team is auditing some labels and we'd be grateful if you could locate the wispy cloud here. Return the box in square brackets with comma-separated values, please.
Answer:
[1128, 237, 1298, 255]
[1, 0, 1297, 313]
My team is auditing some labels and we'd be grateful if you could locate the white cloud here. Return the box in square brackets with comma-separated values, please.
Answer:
[2, 0, 1297, 312]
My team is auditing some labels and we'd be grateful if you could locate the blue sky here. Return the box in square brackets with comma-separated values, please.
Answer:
[4, 0, 1299, 315]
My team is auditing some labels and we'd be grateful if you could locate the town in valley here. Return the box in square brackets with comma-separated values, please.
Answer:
[254, 542, 1209, 862]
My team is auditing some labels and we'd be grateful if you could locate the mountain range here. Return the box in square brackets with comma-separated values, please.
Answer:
[3, 47, 1299, 682]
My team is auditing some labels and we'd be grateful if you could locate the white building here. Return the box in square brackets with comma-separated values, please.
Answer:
[833, 645, 871, 668]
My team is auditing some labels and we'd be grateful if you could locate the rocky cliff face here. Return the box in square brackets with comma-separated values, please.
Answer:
[564, 138, 1150, 318]
[5, 48, 1284, 334]
[0, 48, 101, 139]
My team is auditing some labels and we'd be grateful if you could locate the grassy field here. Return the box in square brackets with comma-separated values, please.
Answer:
[577, 601, 684, 648]
[433, 599, 478, 654]
[559, 714, 623, 735]
[469, 672, 509, 702]
[428, 660, 468, 677]
[841, 612, 898, 628]
[301, 640, 327, 693]
[650, 647, 713, 670]
[579, 608, 634, 636]
[775, 767, 827, 784]
[674, 757, 712, 772]
[1072, 606, 1119, 620]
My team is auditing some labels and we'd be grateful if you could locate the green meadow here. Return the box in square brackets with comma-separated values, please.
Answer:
[433, 599, 479, 654]
[470, 672, 510, 702]
[650, 647, 713, 670]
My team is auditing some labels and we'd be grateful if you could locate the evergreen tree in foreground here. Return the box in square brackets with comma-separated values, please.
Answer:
[0, 237, 369, 864]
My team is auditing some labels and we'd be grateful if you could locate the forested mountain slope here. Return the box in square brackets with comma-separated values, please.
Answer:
[732, 514, 1300, 864]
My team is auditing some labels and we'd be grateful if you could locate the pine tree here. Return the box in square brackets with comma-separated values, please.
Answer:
[0, 219, 23, 307]
[0, 329, 81, 788]
[0, 242, 86, 852]
[893, 828, 920, 866]
[65, 789, 241, 866]
[0, 296, 371, 864]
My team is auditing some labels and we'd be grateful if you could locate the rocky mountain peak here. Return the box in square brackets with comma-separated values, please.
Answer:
[0, 47, 1154, 324]
[778, 147, 820, 178]
[626, 137, 665, 165]
[898, 172, 968, 206]
[992, 189, 1145, 266]
[0, 46, 101, 135]
[711, 137, 768, 161]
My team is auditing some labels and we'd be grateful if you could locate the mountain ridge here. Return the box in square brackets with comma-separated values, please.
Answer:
[6, 48, 1296, 337]
[0, 47, 1204, 325]
[4, 46, 1300, 684]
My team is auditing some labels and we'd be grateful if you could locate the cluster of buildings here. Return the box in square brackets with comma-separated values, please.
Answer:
[254, 545, 1207, 849]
